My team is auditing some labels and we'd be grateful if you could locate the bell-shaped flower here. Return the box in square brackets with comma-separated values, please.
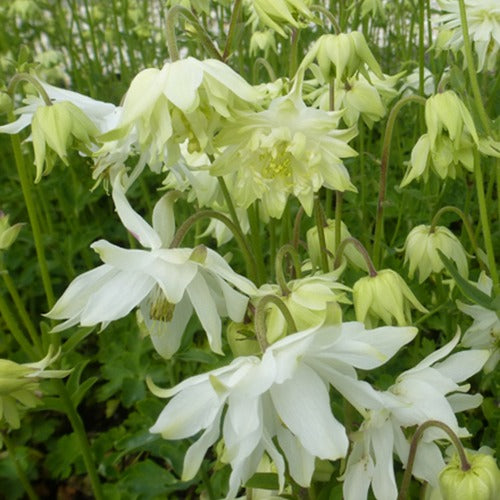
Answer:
[0, 348, 70, 429]
[211, 91, 357, 218]
[0, 212, 24, 250]
[458, 272, 500, 373]
[342, 332, 488, 500]
[149, 321, 417, 499]
[404, 224, 468, 283]
[46, 173, 256, 358]
[352, 269, 427, 327]
[100, 57, 260, 169]
[437, 0, 500, 72]
[302, 32, 383, 82]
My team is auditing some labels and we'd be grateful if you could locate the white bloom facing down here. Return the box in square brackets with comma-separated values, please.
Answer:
[149, 321, 417, 498]
[46, 173, 256, 358]
[343, 332, 488, 500]
[211, 92, 358, 218]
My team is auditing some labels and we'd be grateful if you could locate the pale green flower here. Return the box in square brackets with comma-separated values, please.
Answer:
[458, 273, 500, 373]
[0, 212, 24, 250]
[0, 348, 70, 429]
[437, 0, 500, 72]
[211, 92, 357, 218]
[250, 30, 278, 57]
[437, 453, 500, 500]
[404, 224, 468, 283]
[254, 273, 350, 343]
[353, 269, 427, 327]
[246, 0, 313, 37]
[303, 32, 383, 81]
[306, 219, 368, 271]
[149, 321, 417, 498]
[46, 173, 256, 358]
[100, 57, 260, 169]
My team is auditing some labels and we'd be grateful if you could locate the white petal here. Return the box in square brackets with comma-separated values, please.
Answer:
[112, 174, 162, 249]
[0, 113, 33, 134]
[163, 59, 203, 112]
[371, 421, 398, 500]
[152, 192, 177, 247]
[432, 350, 489, 382]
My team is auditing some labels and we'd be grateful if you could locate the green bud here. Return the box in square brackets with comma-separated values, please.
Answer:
[353, 269, 427, 327]
[226, 321, 260, 357]
[438, 453, 500, 500]
[404, 224, 468, 284]
[189, 244, 208, 264]
[0, 92, 13, 114]
[0, 212, 24, 250]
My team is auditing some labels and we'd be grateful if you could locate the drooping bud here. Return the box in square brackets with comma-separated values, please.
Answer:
[0, 212, 24, 250]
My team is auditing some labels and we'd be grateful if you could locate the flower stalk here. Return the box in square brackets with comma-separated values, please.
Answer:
[333, 237, 377, 276]
[275, 244, 302, 295]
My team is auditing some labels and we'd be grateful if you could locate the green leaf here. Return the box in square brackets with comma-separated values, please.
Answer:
[437, 250, 497, 310]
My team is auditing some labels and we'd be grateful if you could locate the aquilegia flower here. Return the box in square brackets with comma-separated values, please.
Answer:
[46, 173, 256, 358]
[211, 90, 357, 218]
[150, 321, 417, 499]
[343, 332, 488, 500]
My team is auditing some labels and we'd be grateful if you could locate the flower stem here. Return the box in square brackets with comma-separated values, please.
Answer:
[429, 205, 486, 273]
[1, 431, 39, 500]
[254, 295, 297, 351]
[252, 58, 277, 82]
[472, 150, 498, 285]
[333, 237, 377, 276]
[170, 209, 258, 284]
[397, 420, 470, 500]
[275, 244, 302, 295]
[334, 191, 343, 251]
[165, 5, 223, 62]
[223, 0, 243, 60]
[314, 196, 330, 273]
[7, 73, 52, 106]
[373, 95, 426, 267]
[309, 5, 341, 33]
[8, 120, 55, 309]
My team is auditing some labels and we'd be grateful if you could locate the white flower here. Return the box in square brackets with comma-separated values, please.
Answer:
[343, 332, 488, 500]
[211, 91, 357, 218]
[46, 173, 256, 358]
[149, 321, 417, 499]
[458, 273, 500, 372]
[437, 0, 500, 72]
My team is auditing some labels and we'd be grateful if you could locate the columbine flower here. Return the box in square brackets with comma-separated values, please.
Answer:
[0, 212, 24, 250]
[404, 224, 468, 283]
[149, 321, 417, 499]
[0, 348, 70, 429]
[211, 91, 357, 218]
[352, 269, 427, 327]
[437, 0, 500, 72]
[46, 173, 256, 358]
[458, 273, 500, 373]
[306, 219, 368, 271]
[246, 0, 313, 37]
[437, 452, 500, 500]
[401, 91, 500, 186]
[100, 57, 260, 169]
[343, 332, 488, 500]
[302, 32, 383, 81]
[254, 273, 350, 343]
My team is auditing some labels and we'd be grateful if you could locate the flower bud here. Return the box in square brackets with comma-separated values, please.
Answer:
[227, 321, 260, 357]
[0, 212, 24, 250]
[306, 219, 367, 272]
[404, 224, 468, 283]
[0, 92, 13, 114]
[353, 269, 427, 327]
[438, 453, 500, 500]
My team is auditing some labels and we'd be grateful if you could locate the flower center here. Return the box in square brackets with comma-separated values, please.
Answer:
[149, 286, 175, 322]
[261, 143, 293, 180]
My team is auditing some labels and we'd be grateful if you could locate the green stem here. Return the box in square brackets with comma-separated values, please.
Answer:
[1, 432, 39, 500]
[334, 191, 343, 251]
[55, 380, 104, 500]
[309, 5, 341, 33]
[165, 5, 223, 62]
[314, 197, 329, 273]
[333, 237, 377, 276]
[8, 123, 55, 309]
[223, 0, 243, 60]
[429, 205, 486, 273]
[373, 95, 426, 267]
[398, 420, 470, 500]
[254, 295, 297, 351]
[473, 150, 498, 285]
[289, 28, 300, 79]
[252, 57, 277, 83]
[7, 73, 52, 105]
[457, 0, 491, 135]
[275, 244, 302, 295]
[247, 203, 266, 285]
[292, 207, 304, 250]
[169, 209, 258, 284]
